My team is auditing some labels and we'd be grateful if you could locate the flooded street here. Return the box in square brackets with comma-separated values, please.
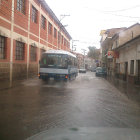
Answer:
[0, 72, 140, 140]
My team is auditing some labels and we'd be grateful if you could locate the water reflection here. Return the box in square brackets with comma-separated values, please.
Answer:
[106, 76, 140, 103]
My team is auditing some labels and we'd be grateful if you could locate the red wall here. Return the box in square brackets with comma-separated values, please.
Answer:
[0, 0, 71, 64]
[0, 0, 12, 21]
[0, 18, 11, 30]
[14, 0, 29, 30]
[14, 26, 28, 37]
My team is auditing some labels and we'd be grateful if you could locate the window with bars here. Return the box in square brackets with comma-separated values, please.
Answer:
[41, 15, 46, 29]
[54, 28, 57, 38]
[32, 6, 37, 23]
[64, 38, 66, 46]
[30, 46, 37, 61]
[68, 42, 70, 48]
[0, 36, 6, 59]
[58, 32, 61, 43]
[48, 22, 52, 35]
[66, 40, 68, 47]
[17, 0, 25, 14]
[61, 35, 63, 44]
[15, 41, 24, 60]
[130, 60, 134, 75]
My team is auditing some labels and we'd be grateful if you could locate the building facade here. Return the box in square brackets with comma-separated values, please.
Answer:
[100, 23, 140, 85]
[0, 0, 71, 86]
[72, 52, 84, 69]
[112, 23, 140, 84]
[100, 27, 126, 76]
[84, 57, 96, 70]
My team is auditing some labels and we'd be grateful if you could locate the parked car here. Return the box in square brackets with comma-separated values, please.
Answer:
[96, 67, 107, 77]
[79, 68, 86, 73]
[91, 67, 96, 72]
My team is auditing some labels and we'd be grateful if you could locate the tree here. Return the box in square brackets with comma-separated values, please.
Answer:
[87, 46, 100, 60]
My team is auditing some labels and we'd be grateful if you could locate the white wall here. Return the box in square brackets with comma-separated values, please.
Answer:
[117, 43, 140, 75]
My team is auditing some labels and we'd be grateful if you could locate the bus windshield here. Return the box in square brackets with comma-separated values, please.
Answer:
[40, 53, 68, 69]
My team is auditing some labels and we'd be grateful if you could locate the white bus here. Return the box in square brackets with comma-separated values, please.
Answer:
[39, 49, 78, 81]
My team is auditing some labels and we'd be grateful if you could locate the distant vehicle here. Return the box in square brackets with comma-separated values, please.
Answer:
[91, 67, 96, 72]
[79, 68, 86, 73]
[39, 50, 78, 81]
[96, 67, 107, 77]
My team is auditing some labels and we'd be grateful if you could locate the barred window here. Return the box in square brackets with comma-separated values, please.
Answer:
[0, 36, 6, 59]
[54, 28, 57, 38]
[48, 22, 52, 35]
[30, 46, 37, 61]
[17, 0, 25, 14]
[41, 15, 46, 29]
[61, 35, 63, 44]
[15, 41, 24, 60]
[66, 40, 68, 47]
[32, 6, 37, 23]
[64, 38, 66, 46]
[58, 32, 61, 43]
[130, 60, 134, 74]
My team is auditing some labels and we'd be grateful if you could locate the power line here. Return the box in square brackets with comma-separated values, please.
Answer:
[102, 12, 140, 19]
[101, 5, 140, 13]
[84, 6, 140, 19]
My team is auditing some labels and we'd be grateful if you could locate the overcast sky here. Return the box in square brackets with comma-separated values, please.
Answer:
[46, 0, 140, 54]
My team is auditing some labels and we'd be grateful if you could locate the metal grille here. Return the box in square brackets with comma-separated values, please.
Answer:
[58, 32, 60, 44]
[32, 6, 37, 23]
[30, 46, 37, 61]
[137, 60, 140, 83]
[41, 15, 46, 29]
[17, 0, 25, 14]
[64, 38, 66, 46]
[15, 41, 24, 60]
[48, 22, 52, 35]
[0, 36, 6, 59]
[61, 35, 63, 44]
[54, 28, 57, 38]
[130, 60, 134, 74]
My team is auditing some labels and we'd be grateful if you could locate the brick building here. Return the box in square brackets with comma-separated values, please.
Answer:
[72, 52, 84, 69]
[0, 0, 71, 86]
[84, 57, 96, 70]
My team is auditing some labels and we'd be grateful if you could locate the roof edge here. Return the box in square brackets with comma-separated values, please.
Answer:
[38, 0, 72, 40]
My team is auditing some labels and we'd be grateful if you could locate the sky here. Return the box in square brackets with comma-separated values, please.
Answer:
[46, 0, 140, 54]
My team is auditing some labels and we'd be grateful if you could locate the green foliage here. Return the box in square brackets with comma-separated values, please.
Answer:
[88, 46, 100, 59]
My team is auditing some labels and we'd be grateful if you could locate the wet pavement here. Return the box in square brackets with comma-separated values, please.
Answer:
[106, 76, 140, 103]
[0, 72, 140, 140]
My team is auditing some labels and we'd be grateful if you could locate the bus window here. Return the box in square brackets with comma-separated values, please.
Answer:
[40, 54, 68, 69]
[43, 59, 47, 64]
[67, 56, 72, 65]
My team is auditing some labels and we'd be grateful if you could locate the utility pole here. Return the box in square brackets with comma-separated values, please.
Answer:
[72, 40, 79, 52]
[60, 15, 70, 22]
[58, 15, 70, 50]
[81, 49, 87, 69]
